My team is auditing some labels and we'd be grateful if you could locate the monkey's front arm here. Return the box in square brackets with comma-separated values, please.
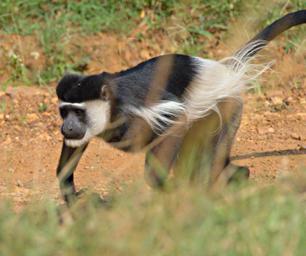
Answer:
[56, 141, 88, 205]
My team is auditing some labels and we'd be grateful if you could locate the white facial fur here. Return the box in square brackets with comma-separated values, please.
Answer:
[60, 100, 111, 147]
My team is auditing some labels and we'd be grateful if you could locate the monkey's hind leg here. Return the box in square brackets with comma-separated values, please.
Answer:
[173, 100, 249, 186]
[209, 101, 250, 185]
[145, 135, 183, 188]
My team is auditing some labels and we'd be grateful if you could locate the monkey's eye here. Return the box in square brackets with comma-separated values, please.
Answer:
[59, 108, 68, 118]
[75, 108, 85, 117]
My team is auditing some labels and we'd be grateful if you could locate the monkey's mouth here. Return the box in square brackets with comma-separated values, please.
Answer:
[64, 131, 92, 148]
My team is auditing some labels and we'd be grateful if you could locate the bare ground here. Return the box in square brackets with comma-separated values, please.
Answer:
[0, 33, 305, 209]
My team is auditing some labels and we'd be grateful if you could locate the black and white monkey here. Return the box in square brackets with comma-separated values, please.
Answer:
[56, 10, 306, 204]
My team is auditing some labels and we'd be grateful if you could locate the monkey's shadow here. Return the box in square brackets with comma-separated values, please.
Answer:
[231, 148, 306, 161]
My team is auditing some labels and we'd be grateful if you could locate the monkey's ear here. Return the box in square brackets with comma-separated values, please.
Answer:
[100, 84, 112, 101]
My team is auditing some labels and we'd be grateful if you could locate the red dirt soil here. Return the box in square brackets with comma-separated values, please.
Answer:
[0, 33, 305, 209]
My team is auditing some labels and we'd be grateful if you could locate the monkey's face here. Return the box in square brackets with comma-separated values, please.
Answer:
[59, 100, 111, 147]
[56, 73, 113, 148]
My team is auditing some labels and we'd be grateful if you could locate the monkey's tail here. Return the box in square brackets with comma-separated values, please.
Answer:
[234, 10, 306, 61]
[221, 9, 306, 97]
[184, 10, 305, 124]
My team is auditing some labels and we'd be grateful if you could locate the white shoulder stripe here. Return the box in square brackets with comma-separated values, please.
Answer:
[127, 101, 186, 134]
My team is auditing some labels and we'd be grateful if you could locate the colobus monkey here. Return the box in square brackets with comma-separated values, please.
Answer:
[56, 10, 306, 204]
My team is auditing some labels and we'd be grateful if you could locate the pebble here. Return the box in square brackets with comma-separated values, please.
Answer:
[26, 113, 39, 123]
[16, 180, 23, 187]
[257, 127, 266, 135]
[30, 51, 40, 60]
[51, 97, 58, 105]
[286, 96, 294, 103]
[3, 137, 12, 145]
[296, 113, 306, 121]
[290, 133, 301, 140]
[270, 96, 283, 106]
[140, 49, 150, 59]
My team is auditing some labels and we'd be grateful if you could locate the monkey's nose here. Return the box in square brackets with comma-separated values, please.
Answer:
[61, 124, 85, 140]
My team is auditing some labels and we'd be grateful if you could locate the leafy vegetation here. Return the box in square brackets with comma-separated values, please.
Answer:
[1, 172, 306, 255]
[0, 0, 304, 85]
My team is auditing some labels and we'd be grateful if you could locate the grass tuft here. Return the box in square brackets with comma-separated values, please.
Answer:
[1, 171, 306, 255]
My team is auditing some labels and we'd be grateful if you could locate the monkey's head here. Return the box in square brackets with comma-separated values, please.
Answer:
[56, 73, 113, 147]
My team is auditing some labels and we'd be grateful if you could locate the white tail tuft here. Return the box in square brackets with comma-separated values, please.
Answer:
[184, 40, 272, 122]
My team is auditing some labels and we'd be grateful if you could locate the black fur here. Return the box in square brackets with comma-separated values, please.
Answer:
[237, 10, 306, 59]
[57, 54, 198, 106]
[253, 10, 306, 43]
[56, 72, 112, 103]
[114, 54, 198, 104]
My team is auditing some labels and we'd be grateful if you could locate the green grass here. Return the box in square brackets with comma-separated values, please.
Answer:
[1, 0, 304, 86]
[1, 172, 306, 256]
[0, 1, 243, 35]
